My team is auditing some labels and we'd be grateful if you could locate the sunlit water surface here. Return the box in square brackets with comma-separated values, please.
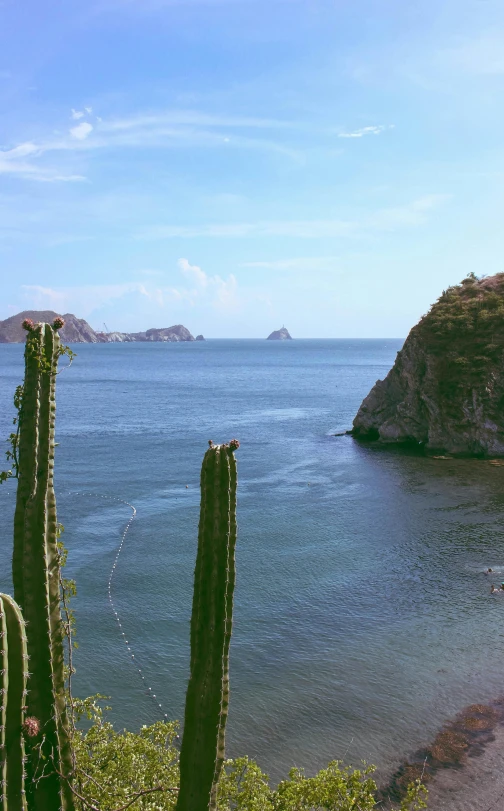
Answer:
[1, 340, 503, 784]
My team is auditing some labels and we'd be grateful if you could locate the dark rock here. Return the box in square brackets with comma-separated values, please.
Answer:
[195, 334, 205, 341]
[267, 327, 292, 340]
[352, 273, 504, 457]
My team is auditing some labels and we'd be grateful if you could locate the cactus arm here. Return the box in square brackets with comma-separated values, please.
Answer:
[12, 331, 41, 608]
[12, 322, 75, 811]
[0, 593, 28, 811]
[0, 597, 7, 811]
[176, 441, 238, 811]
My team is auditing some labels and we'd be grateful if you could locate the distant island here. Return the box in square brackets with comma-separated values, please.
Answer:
[352, 272, 504, 457]
[267, 327, 292, 340]
[0, 311, 199, 344]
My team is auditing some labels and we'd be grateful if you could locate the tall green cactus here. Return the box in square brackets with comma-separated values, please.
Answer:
[176, 440, 240, 811]
[0, 593, 28, 811]
[12, 320, 75, 811]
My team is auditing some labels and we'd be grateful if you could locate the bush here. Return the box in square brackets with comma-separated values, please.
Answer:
[72, 698, 427, 811]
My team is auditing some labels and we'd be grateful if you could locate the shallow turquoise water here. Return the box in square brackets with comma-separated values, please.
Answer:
[1, 339, 503, 783]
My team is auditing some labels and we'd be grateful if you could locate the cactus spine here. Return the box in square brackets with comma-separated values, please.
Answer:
[176, 440, 239, 811]
[12, 322, 74, 811]
[0, 593, 28, 811]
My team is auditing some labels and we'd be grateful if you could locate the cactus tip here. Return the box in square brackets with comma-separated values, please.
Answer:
[21, 318, 34, 331]
[229, 438, 240, 451]
[52, 316, 65, 330]
[23, 716, 40, 738]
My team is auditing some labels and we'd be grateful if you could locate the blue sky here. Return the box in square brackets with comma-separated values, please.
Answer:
[1, 0, 503, 337]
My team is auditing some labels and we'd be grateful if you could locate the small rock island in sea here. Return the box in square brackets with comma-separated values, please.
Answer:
[267, 327, 292, 340]
[352, 273, 504, 457]
[0, 311, 199, 343]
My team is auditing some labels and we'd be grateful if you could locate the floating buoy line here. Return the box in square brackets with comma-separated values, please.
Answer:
[0, 487, 171, 724]
[66, 491, 171, 723]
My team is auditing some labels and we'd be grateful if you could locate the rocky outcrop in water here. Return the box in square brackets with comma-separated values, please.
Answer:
[0, 312, 197, 343]
[352, 273, 504, 456]
[267, 327, 292, 340]
[195, 334, 205, 341]
[95, 325, 195, 342]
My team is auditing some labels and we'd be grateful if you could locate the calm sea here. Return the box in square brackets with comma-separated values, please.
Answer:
[1, 339, 504, 784]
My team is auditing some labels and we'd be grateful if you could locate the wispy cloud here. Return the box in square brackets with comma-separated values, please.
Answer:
[0, 142, 86, 182]
[137, 195, 447, 240]
[21, 283, 151, 317]
[71, 109, 85, 120]
[138, 220, 355, 239]
[20, 259, 239, 318]
[338, 124, 394, 138]
[439, 33, 504, 75]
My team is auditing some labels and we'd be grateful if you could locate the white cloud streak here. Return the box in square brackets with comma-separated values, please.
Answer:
[338, 124, 394, 138]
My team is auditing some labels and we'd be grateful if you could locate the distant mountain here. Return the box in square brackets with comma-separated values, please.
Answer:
[0, 311, 100, 343]
[95, 325, 195, 342]
[0, 311, 197, 343]
[266, 327, 292, 340]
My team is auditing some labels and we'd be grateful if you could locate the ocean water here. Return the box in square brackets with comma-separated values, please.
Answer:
[1, 339, 504, 785]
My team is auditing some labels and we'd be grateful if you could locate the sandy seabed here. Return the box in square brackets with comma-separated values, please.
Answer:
[423, 725, 504, 811]
[379, 700, 504, 811]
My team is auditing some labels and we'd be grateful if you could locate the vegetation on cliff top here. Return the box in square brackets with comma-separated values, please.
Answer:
[415, 272, 504, 399]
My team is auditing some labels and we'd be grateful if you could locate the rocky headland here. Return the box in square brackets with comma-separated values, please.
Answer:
[352, 273, 504, 456]
[267, 327, 292, 340]
[0, 311, 197, 343]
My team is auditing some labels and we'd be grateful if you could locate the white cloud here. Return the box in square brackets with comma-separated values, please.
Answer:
[69, 122, 93, 140]
[178, 257, 208, 287]
[84, 106, 93, 114]
[19, 261, 239, 320]
[338, 125, 393, 138]
[175, 258, 238, 309]
[71, 109, 85, 120]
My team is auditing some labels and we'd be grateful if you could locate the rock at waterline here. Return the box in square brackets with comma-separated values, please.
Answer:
[266, 327, 292, 340]
[352, 273, 504, 457]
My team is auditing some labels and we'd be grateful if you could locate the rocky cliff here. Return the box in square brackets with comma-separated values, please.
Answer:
[352, 273, 504, 456]
[267, 327, 292, 340]
[95, 325, 195, 342]
[0, 312, 197, 343]
[0, 311, 101, 343]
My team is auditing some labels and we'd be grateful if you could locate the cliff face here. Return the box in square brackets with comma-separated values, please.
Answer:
[353, 273, 504, 456]
[0, 311, 100, 343]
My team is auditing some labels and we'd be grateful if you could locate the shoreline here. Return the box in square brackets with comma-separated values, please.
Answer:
[379, 697, 504, 810]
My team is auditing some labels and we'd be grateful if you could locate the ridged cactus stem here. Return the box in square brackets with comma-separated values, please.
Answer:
[0, 593, 28, 811]
[176, 439, 239, 811]
[12, 322, 75, 811]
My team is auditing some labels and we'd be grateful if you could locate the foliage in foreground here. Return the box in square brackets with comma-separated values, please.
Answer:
[73, 698, 427, 811]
